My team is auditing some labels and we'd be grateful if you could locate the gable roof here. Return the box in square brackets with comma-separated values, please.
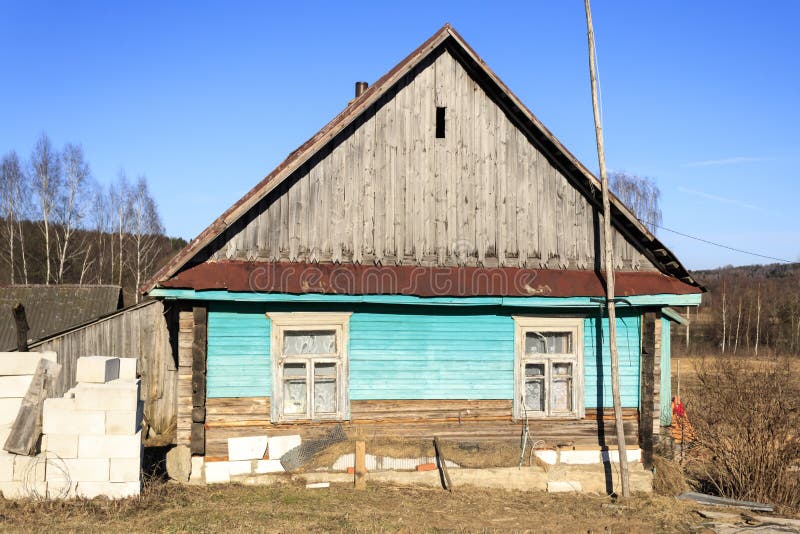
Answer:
[0, 285, 123, 350]
[142, 24, 700, 294]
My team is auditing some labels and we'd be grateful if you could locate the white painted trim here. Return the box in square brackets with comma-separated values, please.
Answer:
[267, 312, 351, 423]
[513, 316, 585, 421]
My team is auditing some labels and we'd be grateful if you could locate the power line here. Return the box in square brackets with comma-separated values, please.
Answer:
[645, 221, 794, 264]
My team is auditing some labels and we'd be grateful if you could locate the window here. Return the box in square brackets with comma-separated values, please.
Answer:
[513, 317, 583, 419]
[267, 313, 351, 422]
[435, 106, 446, 138]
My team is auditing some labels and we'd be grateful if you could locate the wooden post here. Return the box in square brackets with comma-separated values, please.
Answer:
[12, 303, 29, 352]
[4, 358, 61, 455]
[191, 306, 207, 456]
[584, 0, 630, 497]
[640, 312, 657, 470]
[354, 440, 366, 490]
[433, 436, 453, 492]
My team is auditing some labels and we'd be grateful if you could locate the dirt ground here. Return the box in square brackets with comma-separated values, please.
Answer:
[0, 479, 705, 533]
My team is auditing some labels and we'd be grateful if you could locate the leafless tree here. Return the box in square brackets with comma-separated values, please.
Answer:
[54, 143, 92, 283]
[109, 171, 130, 287]
[609, 171, 662, 234]
[30, 133, 62, 284]
[0, 151, 30, 284]
[126, 176, 164, 302]
[90, 185, 110, 284]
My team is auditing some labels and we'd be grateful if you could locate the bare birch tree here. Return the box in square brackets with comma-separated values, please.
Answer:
[109, 171, 130, 287]
[609, 172, 662, 234]
[54, 143, 91, 283]
[30, 133, 61, 284]
[90, 184, 110, 284]
[0, 151, 30, 284]
[126, 176, 164, 302]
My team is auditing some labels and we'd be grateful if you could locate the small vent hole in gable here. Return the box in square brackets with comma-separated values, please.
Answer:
[435, 106, 446, 138]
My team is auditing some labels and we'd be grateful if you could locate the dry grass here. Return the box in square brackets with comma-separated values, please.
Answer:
[652, 455, 689, 497]
[0, 478, 704, 533]
[681, 355, 800, 514]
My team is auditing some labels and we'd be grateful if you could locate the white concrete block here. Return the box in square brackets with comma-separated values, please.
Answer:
[0, 454, 14, 482]
[13, 455, 45, 482]
[547, 480, 583, 493]
[0, 375, 33, 398]
[74, 379, 140, 412]
[534, 450, 559, 465]
[189, 456, 204, 483]
[255, 459, 284, 474]
[118, 358, 137, 380]
[602, 448, 642, 463]
[77, 481, 139, 499]
[48, 458, 109, 482]
[267, 435, 301, 460]
[0, 398, 23, 425]
[0, 480, 48, 499]
[105, 408, 141, 435]
[110, 458, 141, 482]
[228, 435, 268, 461]
[204, 461, 230, 484]
[0, 424, 11, 445]
[78, 431, 142, 459]
[0, 351, 56, 375]
[43, 398, 106, 435]
[76, 356, 120, 384]
[559, 450, 601, 465]
[228, 460, 253, 476]
[44, 434, 79, 459]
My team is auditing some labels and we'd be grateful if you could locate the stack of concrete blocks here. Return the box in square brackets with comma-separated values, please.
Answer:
[42, 356, 143, 499]
[0, 352, 57, 499]
[203, 435, 301, 484]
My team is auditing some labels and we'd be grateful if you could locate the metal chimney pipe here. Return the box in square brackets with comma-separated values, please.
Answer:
[355, 81, 369, 98]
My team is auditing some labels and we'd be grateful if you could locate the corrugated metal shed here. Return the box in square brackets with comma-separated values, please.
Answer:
[0, 285, 123, 350]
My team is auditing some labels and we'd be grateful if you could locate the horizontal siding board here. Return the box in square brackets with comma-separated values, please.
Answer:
[349, 311, 514, 400]
[203, 301, 641, 409]
[207, 302, 271, 398]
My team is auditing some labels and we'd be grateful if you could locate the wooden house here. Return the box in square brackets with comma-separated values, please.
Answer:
[142, 25, 703, 466]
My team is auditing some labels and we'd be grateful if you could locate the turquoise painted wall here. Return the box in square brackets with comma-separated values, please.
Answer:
[206, 301, 642, 408]
[207, 302, 271, 398]
[583, 311, 641, 409]
[349, 310, 514, 400]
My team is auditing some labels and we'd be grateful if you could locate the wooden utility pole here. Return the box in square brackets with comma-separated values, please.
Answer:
[584, 0, 631, 497]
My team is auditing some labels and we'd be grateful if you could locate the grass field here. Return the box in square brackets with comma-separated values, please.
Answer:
[0, 479, 705, 533]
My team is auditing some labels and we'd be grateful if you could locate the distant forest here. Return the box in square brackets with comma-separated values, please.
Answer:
[1, 133, 186, 303]
[677, 263, 800, 356]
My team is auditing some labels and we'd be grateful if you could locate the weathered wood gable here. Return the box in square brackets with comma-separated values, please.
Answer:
[205, 45, 653, 271]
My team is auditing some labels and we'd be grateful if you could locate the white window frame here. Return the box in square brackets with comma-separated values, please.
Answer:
[513, 316, 584, 420]
[267, 312, 352, 423]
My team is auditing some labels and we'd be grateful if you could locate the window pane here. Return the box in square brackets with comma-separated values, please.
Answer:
[525, 332, 571, 354]
[284, 330, 336, 355]
[314, 363, 337, 414]
[524, 379, 545, 412]
[284, 362, 306, 377]
[551, 362, 573, 412]
[283, 378, 307, 415]
[525, 363, 545, 377]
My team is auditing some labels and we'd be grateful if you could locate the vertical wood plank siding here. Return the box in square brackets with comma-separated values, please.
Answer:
[207, 302, 271, 398]
[206, 302, 642, 409]
[207, 47, 654, 272]
[27, 300, 177, 436]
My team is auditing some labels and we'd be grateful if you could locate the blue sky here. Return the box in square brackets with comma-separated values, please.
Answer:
[1, 1, 798, 270]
